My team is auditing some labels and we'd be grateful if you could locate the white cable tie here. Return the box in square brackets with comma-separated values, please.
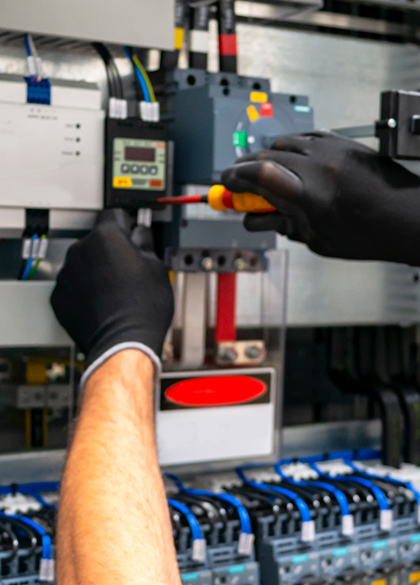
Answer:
[137, 208, 152, 227]
[38, 237, 49, 259]
[151, 101, 160, 122]
[342, 514, 354, 536]
[238, 532, 254, 556]
[31, 238, 41, 258]
[109, 98, 128, 119]
[22, 238, 32, 259]
[380, 509, 393, 531]
[35, 57, 44, 80]
[46, 559, 55, 582]
[27, 56, 36, 77]
[140, 100, 153, 122]
[39, 559, 49, 581]
[301, 520, 315, 542]
[192, 538, 206, 563]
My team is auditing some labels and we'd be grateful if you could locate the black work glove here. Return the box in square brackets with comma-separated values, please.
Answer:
[51, 209, 174, 387]
[222, 131, 420, 265]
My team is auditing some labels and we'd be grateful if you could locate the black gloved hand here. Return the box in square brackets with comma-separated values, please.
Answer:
[51, 209, 174, 385]
[222, 131, 420, 265]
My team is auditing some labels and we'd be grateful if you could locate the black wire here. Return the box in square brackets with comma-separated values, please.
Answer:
[92, 42, 122, 99]
[100, 44, 123, 99]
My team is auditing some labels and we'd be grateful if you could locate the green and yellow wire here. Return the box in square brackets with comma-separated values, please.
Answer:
[131, 54, 156, 102]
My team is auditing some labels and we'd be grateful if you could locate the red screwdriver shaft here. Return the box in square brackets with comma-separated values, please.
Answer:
[158, 195, 208, 205]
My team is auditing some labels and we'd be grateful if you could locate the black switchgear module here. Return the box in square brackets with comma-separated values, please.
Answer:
[104, 117, 170, 209]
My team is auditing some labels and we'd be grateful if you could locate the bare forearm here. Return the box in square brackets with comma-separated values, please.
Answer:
[57, 350, 180, 585]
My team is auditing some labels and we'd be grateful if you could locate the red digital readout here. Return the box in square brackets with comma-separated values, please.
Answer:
[164, 376, 267, 407]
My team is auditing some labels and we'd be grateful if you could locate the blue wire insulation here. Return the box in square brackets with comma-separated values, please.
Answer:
[345, 460, 420, 506]
[236, 468, 312, 523]
[167, 499, 203, 541]
[124, 47, 150, 102]
[21, 235, 39, 281]
[25, 34, 31, 56]
[0, 512, 52, 559]
[308, 461, 390, 511]
[274, 463, 351, 518]
[166, 474, 252, 534]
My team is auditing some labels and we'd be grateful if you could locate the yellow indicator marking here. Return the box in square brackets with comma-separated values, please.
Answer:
[113, 177, 132, 188]
[371, 580, 386, 585]
[250, 91, 268, 103]
[174, 27, 185, 50]
[246, 105, 259, 122]
[410, 572, 420, 583]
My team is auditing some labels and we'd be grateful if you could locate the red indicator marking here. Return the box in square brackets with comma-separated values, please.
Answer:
[150, 179, 163, 188]
[260, 102, 274, 118]
[165, 375, 267, 407]
[218, 34, 238, 56]
[215, 273, 237, 342]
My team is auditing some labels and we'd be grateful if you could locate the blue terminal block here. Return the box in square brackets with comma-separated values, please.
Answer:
[24, 77, 51, 105]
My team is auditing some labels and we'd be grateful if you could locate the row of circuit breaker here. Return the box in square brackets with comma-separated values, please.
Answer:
[3, 451, 420, 585]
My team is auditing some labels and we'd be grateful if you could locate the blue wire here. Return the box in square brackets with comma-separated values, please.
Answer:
[274, 463, 351, 518]
[167, 499, 203, 541]
[345, 460, 420, 506]
[24, 34, 31, 57]
[166, 474, 252, 534]
[0, 511, 52, 560]
[124, 47, 150, 102]
[308, 461, 390, 511]
[236, 468, 312, 523]
[21, 235, 39, 281]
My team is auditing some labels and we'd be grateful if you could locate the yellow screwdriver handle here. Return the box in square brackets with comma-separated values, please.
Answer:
[231, 192, 276, 213]
[208, 185, 275, 213]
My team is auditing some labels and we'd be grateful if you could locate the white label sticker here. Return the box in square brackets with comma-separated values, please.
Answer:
[238, 532, 255, 556]
[342, 514, 354, 536]
[301, 520, 315, 542]
[192, 538, 206, 563]
[46, 559, 55, 582]
[380, 509, 393, 531]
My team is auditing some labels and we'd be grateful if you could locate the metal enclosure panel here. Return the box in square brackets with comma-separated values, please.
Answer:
[0, 0, 175, 50]
[233, 24, 420, 326]
[0, 282, 71, 346]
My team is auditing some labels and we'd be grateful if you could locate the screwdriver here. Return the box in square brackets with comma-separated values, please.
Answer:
[158, 184, 275, 213]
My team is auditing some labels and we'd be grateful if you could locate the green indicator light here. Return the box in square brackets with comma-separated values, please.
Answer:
[372, 541, 388, 549]
[292, 554, 308, 563]
[233, 131, 248, 148]
[294, 105, 311, 113]
[181, 574, 199, 582]
[334, 548, 349, 556]
[228, 565, 245, 574]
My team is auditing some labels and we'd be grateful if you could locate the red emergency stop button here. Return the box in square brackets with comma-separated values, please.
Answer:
[260, 102, 274, 118]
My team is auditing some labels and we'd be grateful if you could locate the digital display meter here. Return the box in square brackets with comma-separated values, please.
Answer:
[105, 117, 169, 209]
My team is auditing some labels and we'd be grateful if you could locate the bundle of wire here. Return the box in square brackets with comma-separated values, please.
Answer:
[24, 34, 44, 81]
[20, 234, 47, 281]
[124, 47, 156, 103]
[92, 42, 123, 99]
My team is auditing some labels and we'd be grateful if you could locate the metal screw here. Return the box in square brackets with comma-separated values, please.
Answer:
[234, 258, 247, 271]
[388, 118, 397, 128]
[201, 257, 214, 271]
[219, 348, 238, 363]
[245, 345, 263, 360]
